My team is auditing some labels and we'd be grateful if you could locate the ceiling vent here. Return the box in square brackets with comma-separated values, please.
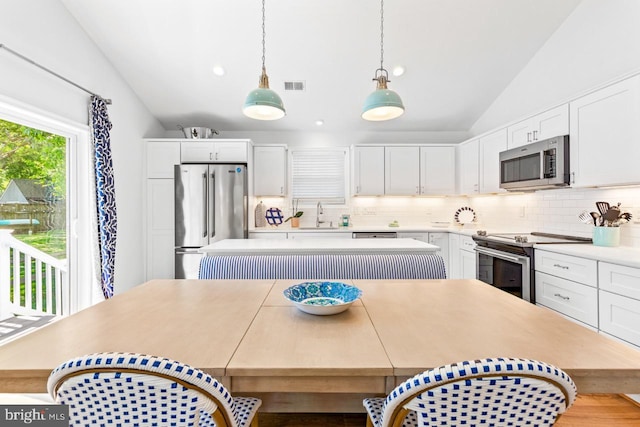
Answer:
[284, 81, 305, 91]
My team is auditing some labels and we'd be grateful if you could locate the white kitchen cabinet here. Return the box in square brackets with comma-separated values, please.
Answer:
[598, 262, 640, 348]
[534, 249, 598, 327]
[146, 140, 181, 178]
[570, 74, 640, 188]
[448, 233, 461, 279]
[385, 146, 420, 195]
[420, 146, 456, 195]
[457, 139, 479, 195]
[535, 271, 598, 328]
[428, 232, 450, 276]
[478, 128, 507, 194]
[599, 290, 640, 348]
[535, 250, 598, 288]
[459, 235, 476, 279]
[145, 179, 175, 280]
[144, 139, 182, 280]
[352, 146, 385, 196]
[393, 232, 450, 276]
[253, 145, 287, 196]
[507, 104, 569, 149]
[181, 139, 249, 163]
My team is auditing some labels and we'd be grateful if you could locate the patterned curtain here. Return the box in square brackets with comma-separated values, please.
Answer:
[89, 96, 117, 299]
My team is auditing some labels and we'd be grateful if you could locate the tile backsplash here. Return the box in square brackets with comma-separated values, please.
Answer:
[254, 186, 640, 247]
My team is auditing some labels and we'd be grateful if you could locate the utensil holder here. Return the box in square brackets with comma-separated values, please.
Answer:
[593, 227, 620, 247]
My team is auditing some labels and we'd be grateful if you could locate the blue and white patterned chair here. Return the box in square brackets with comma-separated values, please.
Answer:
[47, 352, 261, 427]
[363, 357, 576, 427]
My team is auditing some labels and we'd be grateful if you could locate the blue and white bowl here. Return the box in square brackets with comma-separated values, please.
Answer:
[283, 282, 362, 315]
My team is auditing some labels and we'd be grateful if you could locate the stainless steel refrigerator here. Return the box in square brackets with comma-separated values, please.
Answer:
[174, 163, 248, 279]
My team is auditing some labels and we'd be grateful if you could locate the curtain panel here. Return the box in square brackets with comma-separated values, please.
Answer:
[89, 96, 116, 299]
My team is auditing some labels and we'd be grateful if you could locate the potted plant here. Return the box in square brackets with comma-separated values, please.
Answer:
[285, 199, 303, 228]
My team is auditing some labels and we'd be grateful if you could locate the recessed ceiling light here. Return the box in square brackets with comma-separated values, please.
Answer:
[315, 120, 324, 126]
[213, 65, 225, 76]
[392, 65, 405, 77]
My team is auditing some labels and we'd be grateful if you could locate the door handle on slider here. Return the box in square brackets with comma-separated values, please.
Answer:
[553, 264, 569, 270]
[554, 293, 570, 301]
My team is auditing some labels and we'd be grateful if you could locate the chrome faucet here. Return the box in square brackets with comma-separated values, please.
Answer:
[316, 201, 325, 228]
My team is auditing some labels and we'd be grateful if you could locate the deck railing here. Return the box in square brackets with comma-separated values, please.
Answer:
[0, 230, 68, 319]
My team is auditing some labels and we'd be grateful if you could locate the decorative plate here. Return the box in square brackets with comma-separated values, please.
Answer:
[283, 282, 362, 316]
[265, 207, 283, 225]
[454, 206, 476, 224]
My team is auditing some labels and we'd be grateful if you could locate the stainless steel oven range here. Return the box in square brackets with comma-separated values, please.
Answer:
[471, 232, 591, 303]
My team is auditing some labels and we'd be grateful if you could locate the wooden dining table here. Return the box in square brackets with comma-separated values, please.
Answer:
[1, 278, 640, 413]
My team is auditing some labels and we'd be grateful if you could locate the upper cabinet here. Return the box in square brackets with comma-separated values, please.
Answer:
[146, 140, 181, 178]
[420, 146, 456, 195]
[385, 146, 421, 195]
[351, 145, 456, 196]
[479, 128, 507, 194]
[181, 139, 249, 163]
[569, 74, 640, 188]
[253, 145, 287, 196]
[507, 104, 569, 149]
[457, 139, 479, 195]
[352, 146, 385, 196]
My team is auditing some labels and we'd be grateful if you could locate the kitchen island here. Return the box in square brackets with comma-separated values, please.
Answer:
[200, 237, 439, 255]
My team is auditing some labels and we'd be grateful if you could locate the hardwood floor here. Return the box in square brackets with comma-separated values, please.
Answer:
[258, 394, 640, 426]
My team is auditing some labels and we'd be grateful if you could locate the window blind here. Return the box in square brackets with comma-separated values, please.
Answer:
[291, 148, 347, 204]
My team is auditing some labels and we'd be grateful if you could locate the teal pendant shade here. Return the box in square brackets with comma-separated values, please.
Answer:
[362, 87, 405, 121]
[243, 86, 286, 121]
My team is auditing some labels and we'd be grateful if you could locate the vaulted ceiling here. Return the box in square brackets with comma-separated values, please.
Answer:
[61, 0, 581, 133]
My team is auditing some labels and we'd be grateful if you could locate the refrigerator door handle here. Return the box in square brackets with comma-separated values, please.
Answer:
[202, 172, 208, 237]
[210, 172, 216, 238]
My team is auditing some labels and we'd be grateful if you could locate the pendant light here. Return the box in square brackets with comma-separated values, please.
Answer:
[243, 0, 285, 120]
[362, 0, 405, 121]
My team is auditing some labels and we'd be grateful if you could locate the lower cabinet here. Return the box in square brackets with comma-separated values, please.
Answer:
[459, 235, 477, 280]
[397, 232, 449, 276]
[447, 233, 476, 279]
[599, 290, 640, 348]
[535, 271, 598, 328]
[534, 250, 598, 328]
[598, 261, 640, 348]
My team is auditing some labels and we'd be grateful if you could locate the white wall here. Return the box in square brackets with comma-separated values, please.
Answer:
[0, 0, 165, 295]
[471, 0, 640, 134]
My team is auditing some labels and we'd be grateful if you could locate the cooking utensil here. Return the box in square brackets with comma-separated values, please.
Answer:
[596, 201, 610, 216]
[589, 211, 601, 227]
[578, 211, 592, 224]
[177, 125, 219, 139]
[603, 206, 621, 226]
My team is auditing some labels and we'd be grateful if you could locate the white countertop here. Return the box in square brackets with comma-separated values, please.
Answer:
[533, 243, 640, 269]
[201, 238, 440, 255]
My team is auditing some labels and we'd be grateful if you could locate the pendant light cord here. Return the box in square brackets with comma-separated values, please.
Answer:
[379, 0, 385, 71]
[261, 0, 266, 72]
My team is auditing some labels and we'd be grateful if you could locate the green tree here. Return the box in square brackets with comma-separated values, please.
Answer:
[0, 118, 66, 198]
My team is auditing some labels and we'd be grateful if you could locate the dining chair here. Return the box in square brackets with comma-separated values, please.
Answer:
[47, 352, 261, 427]
[363, 357, 576, 427]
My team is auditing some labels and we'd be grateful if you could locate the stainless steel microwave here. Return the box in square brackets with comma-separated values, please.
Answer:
[499, 135, 570, 191]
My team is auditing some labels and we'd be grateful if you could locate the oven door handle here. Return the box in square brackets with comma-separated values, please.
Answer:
[475, 246, 528, 264]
